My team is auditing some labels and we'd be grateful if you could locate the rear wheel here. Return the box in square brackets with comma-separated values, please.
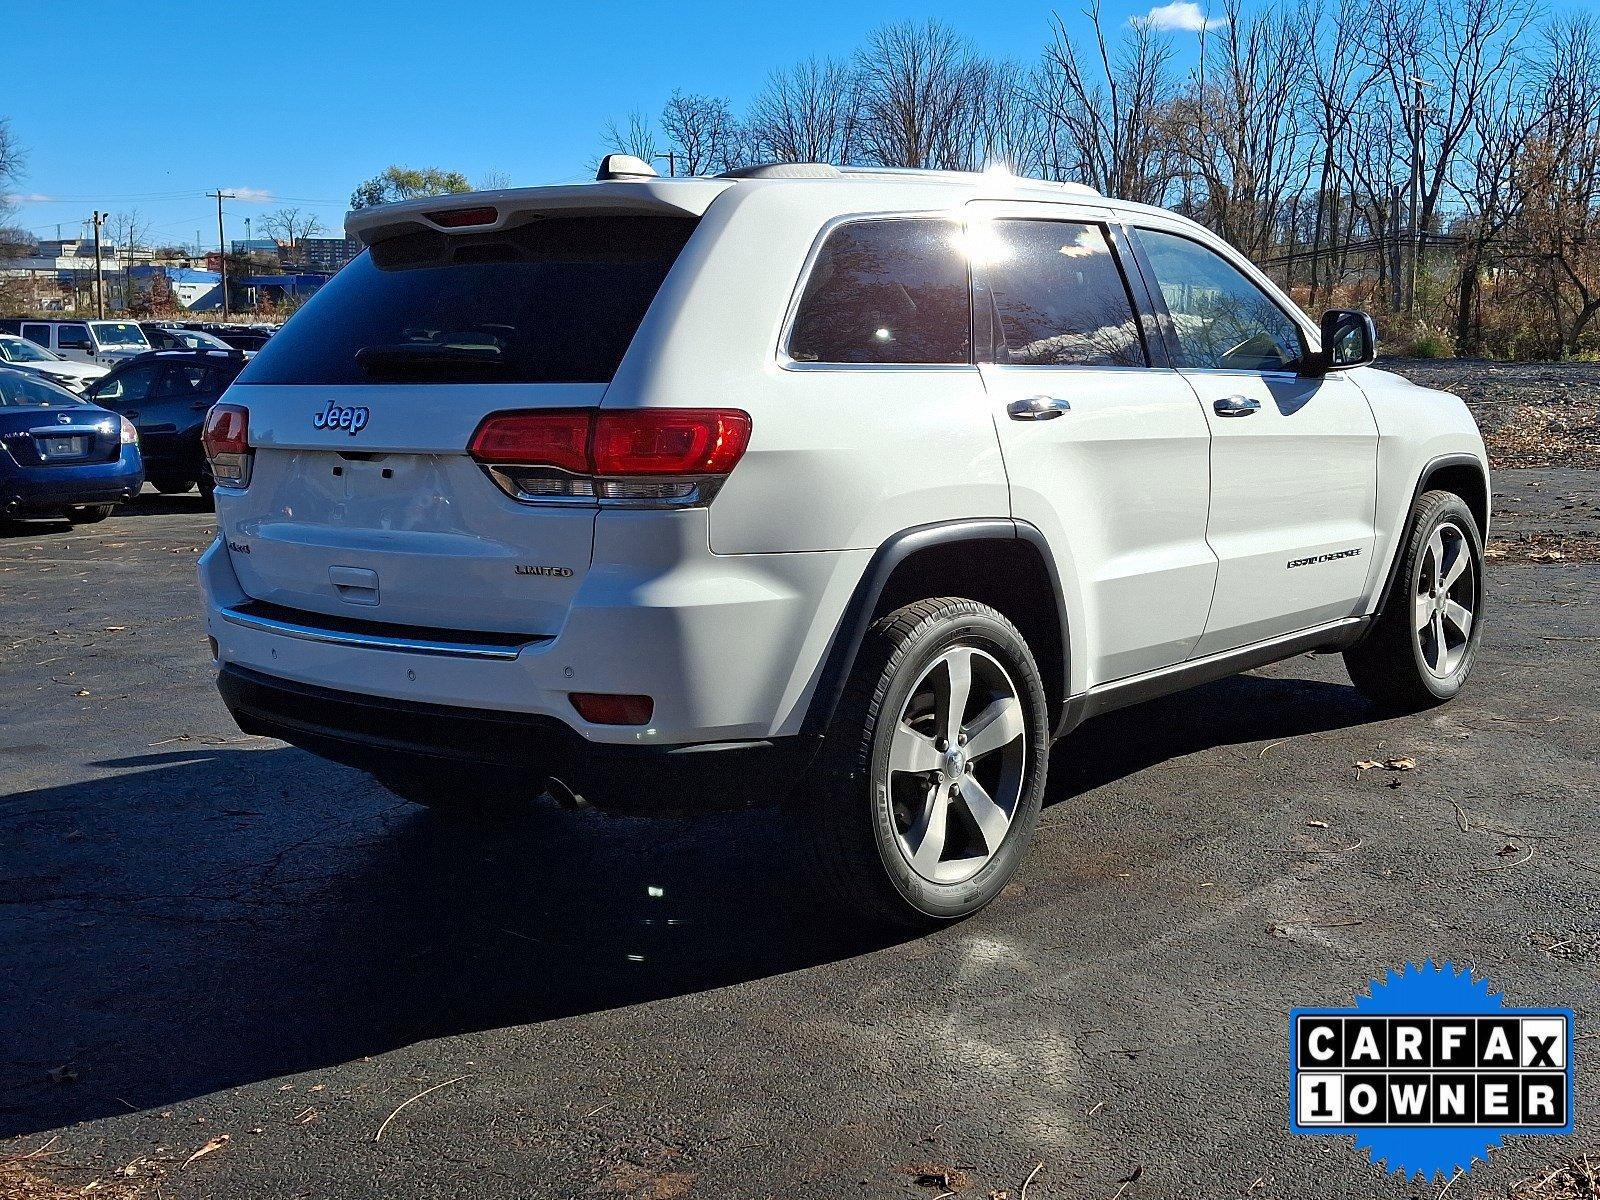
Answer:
[65, 504, 115, 524]
[1345, 489, 1485, 711]
[149, 475, 198, 496]
[803, 597, 1050, 928]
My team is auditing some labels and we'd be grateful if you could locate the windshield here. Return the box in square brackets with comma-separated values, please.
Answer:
[90, 322, 150, 348]
[0, 369, 88, 407]
[240, 214, 698, 385]
[181, 330, 232, 349]
[0, 337, 59, 363]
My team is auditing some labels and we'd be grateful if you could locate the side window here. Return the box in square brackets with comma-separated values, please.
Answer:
[21, 323, 50, 347]
[1137, 228, 1305, 372]
[977, 220, 1146, 368]
[57, 324, 93, 351]
[787, 218, 970, 365]
[95, 363, 158, 404]
[153, 364, 209, 399]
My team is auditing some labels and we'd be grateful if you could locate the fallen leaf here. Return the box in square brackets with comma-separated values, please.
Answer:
[1355, 759, 1382, 770]
[74, 689, 90, 697]
[1386, 757, 1417, 771]
[1496, 843, 1522, 857]
[1306, 819, 1329, 829]
[183, 1133, 230, 1167]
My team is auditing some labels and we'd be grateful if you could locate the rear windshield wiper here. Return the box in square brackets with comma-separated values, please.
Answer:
[354, 343, 511, 381]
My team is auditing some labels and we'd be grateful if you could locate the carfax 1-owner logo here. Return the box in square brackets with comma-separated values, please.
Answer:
[1290, 961, 1575, 1180]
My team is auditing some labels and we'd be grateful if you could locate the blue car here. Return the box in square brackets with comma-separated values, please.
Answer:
[0, 365, 144, 524]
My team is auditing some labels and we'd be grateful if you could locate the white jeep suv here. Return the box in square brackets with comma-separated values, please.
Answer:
[198, 157, 1489, 925]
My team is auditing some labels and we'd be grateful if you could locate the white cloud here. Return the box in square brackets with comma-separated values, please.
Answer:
[1132, 1, 1227, 31]
[4, 193, 54, 203]
[227, 187, 274, 203]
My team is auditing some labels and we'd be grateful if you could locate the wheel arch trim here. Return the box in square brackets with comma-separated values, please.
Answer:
[799, 519, 1073, 737]
[1367, 452, 1489, 626]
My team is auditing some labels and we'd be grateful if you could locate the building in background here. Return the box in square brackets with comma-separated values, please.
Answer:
[296, 236, 361, 273]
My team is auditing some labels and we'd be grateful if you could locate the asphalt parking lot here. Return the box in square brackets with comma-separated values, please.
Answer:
[2, 470, 1596, 1199]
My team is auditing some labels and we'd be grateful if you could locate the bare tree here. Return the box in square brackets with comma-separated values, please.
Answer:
[746, 58, 861, 164]
[262, 207, 325, 266]
[0, 117, 24, 232]
[477, 170, 513, 190]
[602, 109, 660, 165]
[854, 20, 988, 170]
[659, 91, 748, 175]
[1029, 4, 1179, 202]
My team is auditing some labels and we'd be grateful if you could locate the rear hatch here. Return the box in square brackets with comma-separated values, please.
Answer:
[0, 378, 121, 467]
[218, 202, 707, 638]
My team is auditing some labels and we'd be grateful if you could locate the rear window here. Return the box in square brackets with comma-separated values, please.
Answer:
[787, 219, 970, 365]
[239, 214, 699, 385]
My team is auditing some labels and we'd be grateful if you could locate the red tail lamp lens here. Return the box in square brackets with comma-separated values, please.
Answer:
[469, 411, 591, 473]
[426, 206, 498, 228]
[592, 409, 752, 476]
[202, 403, 249, 457]
[570, 692, 654, 725]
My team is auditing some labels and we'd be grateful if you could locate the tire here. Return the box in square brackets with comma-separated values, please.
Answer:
[803, 597, 1051, 928]
[65, 504, 115, 524]
[150, 475, 198, 496]
[1344, 489, 1485, 712]
[198, 472, 216, 506]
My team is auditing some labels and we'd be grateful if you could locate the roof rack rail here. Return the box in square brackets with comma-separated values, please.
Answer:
[834, 165, 1101, 196]
[718, 162, 842, 179]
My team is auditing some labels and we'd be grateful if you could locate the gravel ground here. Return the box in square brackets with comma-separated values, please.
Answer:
[1, 370, 1597, 1200]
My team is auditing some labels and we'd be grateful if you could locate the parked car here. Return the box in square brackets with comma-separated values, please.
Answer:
[198, 161, 1489, 926]
[85, 349, 247, 501]
[0, 365, 143, 524]
[0, 318, 152, 367]
[140, 323, 234, 352]
[0, 334, 108, 392]
[207, 328, 272, 353]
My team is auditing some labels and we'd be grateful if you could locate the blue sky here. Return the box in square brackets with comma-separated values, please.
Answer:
[2, 0, 1199, 251]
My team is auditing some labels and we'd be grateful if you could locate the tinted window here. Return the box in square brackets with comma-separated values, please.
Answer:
[977, 220, 1145, 367]
[0, 371, 85, 407]
[57, 324, 92, 350]
[240, 215, 698, 385]
[788, 219, 970, 365]
[1137, 229, 1304, 371]
[94, 362, 158, 403]
[21, 324, 49, 347]
[153, 364, 210, 399]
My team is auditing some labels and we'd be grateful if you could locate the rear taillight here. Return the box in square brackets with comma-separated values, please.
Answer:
[468, 408, 751, 507]
[202, 403, 252, 489]
[119, 416, 138, 445]
[569, 692, 654, 725]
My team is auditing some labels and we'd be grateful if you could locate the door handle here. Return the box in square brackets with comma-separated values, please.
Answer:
[1007, 395, 1071, 421]
[1214, 395, 1261, 417]
[123, 410, 140, 419]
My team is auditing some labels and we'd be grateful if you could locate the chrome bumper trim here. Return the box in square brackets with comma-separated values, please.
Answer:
[218, 605, 538, 660]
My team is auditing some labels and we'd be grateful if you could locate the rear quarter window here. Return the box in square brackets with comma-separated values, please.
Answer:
[238, 214, 699, 385]
[787, 218, 971, 365]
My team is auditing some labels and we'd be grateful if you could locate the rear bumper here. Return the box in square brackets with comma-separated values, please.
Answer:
[217, 663, 817, 811]
[0, 447, 144, 512]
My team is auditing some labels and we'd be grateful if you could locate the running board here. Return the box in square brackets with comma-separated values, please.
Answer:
[1058, 616, 1369, 735]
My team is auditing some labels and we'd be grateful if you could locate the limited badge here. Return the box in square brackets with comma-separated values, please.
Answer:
[1290, 961, 1574, 1180]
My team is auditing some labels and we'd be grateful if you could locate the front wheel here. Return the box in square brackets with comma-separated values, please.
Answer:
[65, 504, 115, 524]
[1344, 489, 1485, 711]
[803, 597, 1051, 928]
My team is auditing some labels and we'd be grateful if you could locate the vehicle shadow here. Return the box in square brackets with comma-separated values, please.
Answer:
[0, 669, 1374, 1137]
[121, 490, 213, 517]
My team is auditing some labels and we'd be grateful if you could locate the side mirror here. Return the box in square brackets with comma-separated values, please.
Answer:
[1307, 309, 1376, 374]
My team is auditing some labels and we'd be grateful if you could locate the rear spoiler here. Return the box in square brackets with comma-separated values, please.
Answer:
[345, 180, 732, 247]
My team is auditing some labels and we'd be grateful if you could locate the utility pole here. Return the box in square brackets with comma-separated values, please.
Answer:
[207, 191, 234, 320]
[91, 211, 106, 319]
[654, 150, 679, 177]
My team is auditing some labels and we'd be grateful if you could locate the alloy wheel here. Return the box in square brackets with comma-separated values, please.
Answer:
[1414, 520, 1477, 678]
[886, 646, 1027, 885]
